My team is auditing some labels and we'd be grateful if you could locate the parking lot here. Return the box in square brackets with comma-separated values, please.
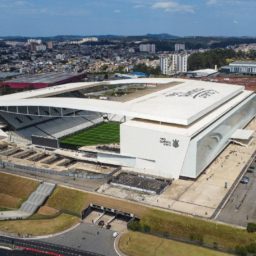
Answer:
[217, 156, 256, 227]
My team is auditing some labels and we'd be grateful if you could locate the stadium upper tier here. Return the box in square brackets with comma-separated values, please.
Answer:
[0, 78, 251, 126]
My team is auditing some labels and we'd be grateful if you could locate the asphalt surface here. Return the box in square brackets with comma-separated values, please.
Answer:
[41, 222, 118, 256]
[0, 248, 44, 255]
[0, 235, 104, 256]
[217, 156, 256, 227]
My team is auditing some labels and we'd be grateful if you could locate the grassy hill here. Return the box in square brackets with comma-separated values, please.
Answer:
[0, 172, 39, 209]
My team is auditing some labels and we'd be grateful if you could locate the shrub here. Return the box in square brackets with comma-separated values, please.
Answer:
[247, 223, 256, 233]
[189, 233, 204, 244]
[143, 224, 151, 233]
[213, 242, 218, 249]
[127, 220, 141, 231]
[246, 243, 256, 253]
[235, 245, 247, 256]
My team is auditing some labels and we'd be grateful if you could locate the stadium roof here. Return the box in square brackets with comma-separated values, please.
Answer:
[0, 78, 252, 126]
[3, 71, 83, 84]
[230, 61, 256, 66]
[187, 69, 218, 77]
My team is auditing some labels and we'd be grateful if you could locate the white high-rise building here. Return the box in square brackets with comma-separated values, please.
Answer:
[160, 56, 170, 75]
[139, 44, 156, 53]
[175, 43, 186, 52]
[27, 39, 42, 45]
[160, 53, 189, 75]
[175, 53, 188, 73]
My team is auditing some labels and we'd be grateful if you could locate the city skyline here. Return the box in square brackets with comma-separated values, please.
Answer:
[0, 0, 255, 37]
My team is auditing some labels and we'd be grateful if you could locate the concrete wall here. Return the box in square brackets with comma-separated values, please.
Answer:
[120, 123, 190, 179]
[120, 94, 256, 179]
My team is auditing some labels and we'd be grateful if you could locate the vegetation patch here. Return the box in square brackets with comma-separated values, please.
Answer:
[138, 209, 256, 250]
[60, 122, 120, 149]
[247, 223, 256, 233]
[119, 232, 232, 256]
[0, 172, 39, 208]
[45, 186, 89, 216]
[0, 214, 79, 236]
[0, 172, 39, 200]
[45, 186, 148, 218]
[0, 193, 21, 209]
[37, 206, 60, 216]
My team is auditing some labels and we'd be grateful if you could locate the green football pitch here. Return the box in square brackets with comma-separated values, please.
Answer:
[60, 122, 120, 148]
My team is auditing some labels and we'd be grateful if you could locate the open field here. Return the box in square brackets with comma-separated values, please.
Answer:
[0, 173, 39, 208]
[60, 122, 120, 147]
[0, 214, 79, 236]
[119, 232, 233, 256]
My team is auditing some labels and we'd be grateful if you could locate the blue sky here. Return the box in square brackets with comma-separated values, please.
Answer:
[0, 0, 255, 37]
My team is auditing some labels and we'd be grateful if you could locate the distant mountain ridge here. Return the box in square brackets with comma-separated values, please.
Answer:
[0, 33, 179, 41]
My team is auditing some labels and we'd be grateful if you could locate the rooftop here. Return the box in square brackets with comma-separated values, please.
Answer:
[3, 71, 82, 84]
[0, 78, 253, 127]
[230, 61, 256, 66]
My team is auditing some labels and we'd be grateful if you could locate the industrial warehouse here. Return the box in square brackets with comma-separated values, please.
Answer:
[0, 78, 255, 181]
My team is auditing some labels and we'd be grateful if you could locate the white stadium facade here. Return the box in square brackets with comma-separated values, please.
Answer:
[0, 78, 255, 179]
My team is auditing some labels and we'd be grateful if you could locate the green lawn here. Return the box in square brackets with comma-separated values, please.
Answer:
[60, 122, 120, 148]
[119, 232, 233, 256]
[140, 209, 256, 250]
[0, 172, 39, 209]
[45, 186, 89, 216]
[0, 214, 79, 236]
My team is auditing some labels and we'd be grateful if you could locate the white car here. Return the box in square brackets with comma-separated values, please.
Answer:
[113, 232, 119, 238]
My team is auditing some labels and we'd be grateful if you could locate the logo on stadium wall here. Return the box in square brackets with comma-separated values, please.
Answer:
[160, 138, 179, 148]
[166, 88, 219, 99]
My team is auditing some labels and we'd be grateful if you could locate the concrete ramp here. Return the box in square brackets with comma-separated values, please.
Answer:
[0, 182, 56, 220]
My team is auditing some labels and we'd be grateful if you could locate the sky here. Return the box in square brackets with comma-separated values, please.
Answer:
[0, 0, 255, 37]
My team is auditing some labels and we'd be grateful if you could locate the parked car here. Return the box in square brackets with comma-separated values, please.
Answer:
[240, 176, 250, 184]
[98, 220, 104, 227]
[113, 232, 119, 238]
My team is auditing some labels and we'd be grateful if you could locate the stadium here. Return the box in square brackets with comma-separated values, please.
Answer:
[0, 78, 255, 179]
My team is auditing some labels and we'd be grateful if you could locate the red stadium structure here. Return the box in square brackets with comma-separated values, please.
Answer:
[0, 72, 87, 91]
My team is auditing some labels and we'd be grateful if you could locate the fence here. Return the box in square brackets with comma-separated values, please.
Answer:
[0, 160, 108, 180]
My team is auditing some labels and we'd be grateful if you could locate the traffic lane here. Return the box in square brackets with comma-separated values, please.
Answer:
[217, 170, 256, 227]
[0, 248, 39, 256]
[0, 235, 102, 256]
[41, 222, 118, 256]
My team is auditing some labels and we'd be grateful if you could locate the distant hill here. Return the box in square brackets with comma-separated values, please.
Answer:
[1, 35, 256, 49]
[0, 33, 179, 41]
[145, 33, 179, 39]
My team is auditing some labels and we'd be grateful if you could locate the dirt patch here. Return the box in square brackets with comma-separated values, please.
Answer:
[0, 193, 21, 209]
[37, 206, 60, 216]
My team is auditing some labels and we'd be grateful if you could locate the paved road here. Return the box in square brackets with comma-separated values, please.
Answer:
[217, 156, 256, 227]
[0, 248, 43, 255]
[0, 235, 103, 256]
[41, 222, 118, 256]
